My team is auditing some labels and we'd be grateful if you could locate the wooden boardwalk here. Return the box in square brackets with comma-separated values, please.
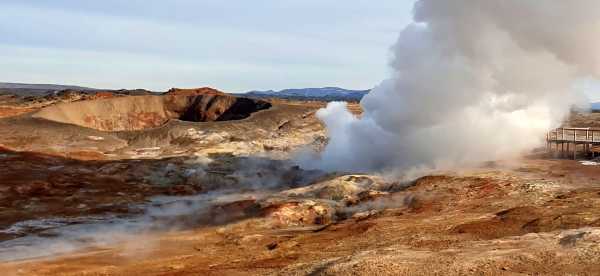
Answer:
[547, 127, 600, 159]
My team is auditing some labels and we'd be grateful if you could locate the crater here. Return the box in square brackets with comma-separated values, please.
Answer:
[32, 93, 271, 132]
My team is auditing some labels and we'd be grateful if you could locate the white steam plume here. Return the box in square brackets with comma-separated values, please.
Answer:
[314, 1, 597, 172]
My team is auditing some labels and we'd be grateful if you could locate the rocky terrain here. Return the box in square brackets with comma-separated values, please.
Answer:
[1, 88, 600, 275]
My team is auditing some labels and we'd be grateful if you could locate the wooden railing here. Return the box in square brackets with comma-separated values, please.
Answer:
[547, 127, 600, 143]
[546, 127, 600, 159]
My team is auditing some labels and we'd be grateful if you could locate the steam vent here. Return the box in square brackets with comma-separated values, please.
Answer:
[32, 89, 271, 131]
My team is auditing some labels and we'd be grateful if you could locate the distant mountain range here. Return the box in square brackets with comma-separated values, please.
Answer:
[591, 102, 600, 110]
[0, 82, 158, 97]
[244, 87, 370, 101]
[0, 82, 98, 97]
[1, 82, 370, 102]
[0, 82, 95, 91]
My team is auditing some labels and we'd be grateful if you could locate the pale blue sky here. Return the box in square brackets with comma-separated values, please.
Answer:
[0, 1, 416, 92]
[2, 1, 599, 101]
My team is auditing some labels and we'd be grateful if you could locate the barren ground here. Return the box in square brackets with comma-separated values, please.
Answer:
[1, 90, 600, 275]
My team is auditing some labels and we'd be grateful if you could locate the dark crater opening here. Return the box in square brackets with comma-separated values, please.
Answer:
[178, 96, 272, 122]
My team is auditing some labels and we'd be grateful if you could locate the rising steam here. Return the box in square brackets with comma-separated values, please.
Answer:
[314, 0, 597, 172]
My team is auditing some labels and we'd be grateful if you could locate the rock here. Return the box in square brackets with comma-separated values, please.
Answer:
[559, 232, 588, 247]
[166, 185, 197, 196]
[261, 200, 334, 227]
[97, 163, 129, 175]
[281, 175, 384, 201]
[241, 234, 264, 244]
[215, 227, 227, 234]
[357, 190, 390, 202]
[351, 210, 380, 221]
[343, 195, 360, 206]
[266, 242, 278, 250]
[13, 181, 52, 196]
[167, 264, 185, 270]
[86, 136, 105, 141]
[207, 199, 258, 224]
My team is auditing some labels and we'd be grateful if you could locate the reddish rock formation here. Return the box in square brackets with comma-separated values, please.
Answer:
[164, 87, 227, 97]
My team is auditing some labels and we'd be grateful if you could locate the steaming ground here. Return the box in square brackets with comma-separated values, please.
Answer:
[0, 148, 331, 262]
[4, 92, 600, 275]
[6, 157, 600, 275]
[3, 1, 600, 275]
[0, 147, 407, 264]
[0, 191, 264, 261]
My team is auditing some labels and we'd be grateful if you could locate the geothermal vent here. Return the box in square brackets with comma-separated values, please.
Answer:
[32, 92, 271, 131]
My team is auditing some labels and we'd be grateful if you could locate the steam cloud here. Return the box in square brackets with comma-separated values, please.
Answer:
[315, 1, 597, 172]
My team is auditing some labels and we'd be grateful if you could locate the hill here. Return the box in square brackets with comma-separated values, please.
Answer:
[0, 82, 95, 91]
[245, 87, 369, 101]
[0, 82, 98, 97]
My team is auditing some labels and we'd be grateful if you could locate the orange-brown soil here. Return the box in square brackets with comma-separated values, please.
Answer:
[0, 106, 36, 118]
[3, 157, 600, 275]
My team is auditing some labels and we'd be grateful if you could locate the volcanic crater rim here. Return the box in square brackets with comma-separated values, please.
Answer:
[31, 94, 272, 132]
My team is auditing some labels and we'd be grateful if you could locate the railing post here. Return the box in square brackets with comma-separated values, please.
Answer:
[587, 129, 590, 141]
[546, 131, 549, 153]
[573, 129, 577, 160]
[586, 129, 589, 155]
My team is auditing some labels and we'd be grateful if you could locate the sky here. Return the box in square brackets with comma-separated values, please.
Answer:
[0, 0, 416, 93]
